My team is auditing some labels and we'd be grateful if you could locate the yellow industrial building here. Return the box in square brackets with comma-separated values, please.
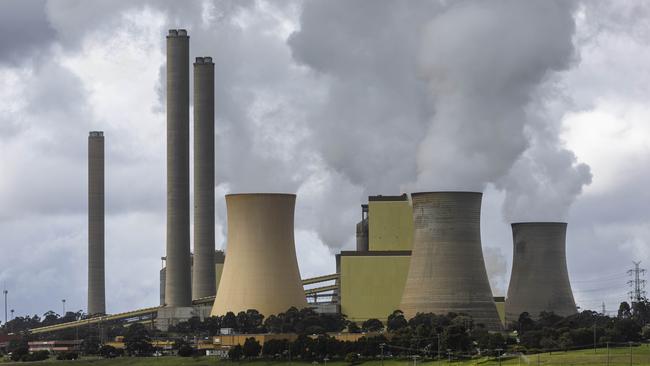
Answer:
[338, 195, 413, 322]
[338, 194, 505, 325]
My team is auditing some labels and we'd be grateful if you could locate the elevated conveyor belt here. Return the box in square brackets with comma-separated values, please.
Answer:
[29, 274, 342, 334]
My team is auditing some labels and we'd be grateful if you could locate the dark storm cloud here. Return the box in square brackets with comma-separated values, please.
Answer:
[0, 0, 55, 64]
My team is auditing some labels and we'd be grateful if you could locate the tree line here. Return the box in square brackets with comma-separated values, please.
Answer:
[3, 299, 650, 361]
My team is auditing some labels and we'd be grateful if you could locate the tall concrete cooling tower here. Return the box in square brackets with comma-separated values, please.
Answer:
[211, 194, 308, 317]
[165, 29, 191, 307]
[399, 192, 502, 330]
[192, 56, 216, 300]
[505, 222, 577, 324]
[88, 131, 105, 315]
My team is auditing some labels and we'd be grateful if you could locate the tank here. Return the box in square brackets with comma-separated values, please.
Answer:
[165, 29, 191, 307]
[88, 131, 105, 315]
[399, 192, 502, 330]
[192, 56, 216, 300]
[505, 222, 577, 324]
[211, 194, 308, 317]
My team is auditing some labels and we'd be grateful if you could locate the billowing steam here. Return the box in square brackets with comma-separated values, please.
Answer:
[411, 0, 591, 222]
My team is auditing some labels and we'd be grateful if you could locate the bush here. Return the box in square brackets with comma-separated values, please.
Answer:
[228, 344, 243, 361]
[99, 344, 119, 358]
[56, 351, 79, 360]
[345, 352, 361, 365]
[21, 350, 49, 361]
[9, 347, 28, 362]
[177, 344, 194, 357]
[242, 337, 261, 358]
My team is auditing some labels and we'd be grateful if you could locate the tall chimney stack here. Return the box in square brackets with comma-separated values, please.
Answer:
[165, 29, 191, 307]
[88, 131, 105, 315]
[192, 56, 216, 299]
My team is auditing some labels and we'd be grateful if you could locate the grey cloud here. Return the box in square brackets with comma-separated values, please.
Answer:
[0, 0, 55, 64]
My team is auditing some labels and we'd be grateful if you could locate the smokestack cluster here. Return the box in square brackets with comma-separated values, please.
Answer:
[192, 56, 216, 300]
[88, 131, 105, 315]
[165, 29, 192, 307]
[505, 222, 577, 323]
[400, 192, 503, 331]
[164, 29, 217, 307]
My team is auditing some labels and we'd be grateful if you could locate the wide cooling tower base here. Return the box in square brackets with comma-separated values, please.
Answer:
[399, 192, 503, 331]
[211, 194, 308, 317]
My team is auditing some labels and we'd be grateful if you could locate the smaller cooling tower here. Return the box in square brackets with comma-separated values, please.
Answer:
[505, 222, 577, 324]
[399, 192, 502, 330]
[211, 194, 307, 317]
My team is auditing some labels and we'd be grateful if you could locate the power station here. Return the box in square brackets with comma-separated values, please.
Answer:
[505, 222, 577, 324]
[75, 29, 581, 334]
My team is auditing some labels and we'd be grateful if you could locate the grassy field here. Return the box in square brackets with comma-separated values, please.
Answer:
[2, 344, 650, 365]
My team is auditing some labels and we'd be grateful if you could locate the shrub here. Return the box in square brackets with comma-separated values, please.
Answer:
[177, 344, 194, 357]
[228, 344, 243, 361]
[99, 344, 119, 358]
[56, 351, 79, 360]
[345, 352, 361, 365]
[9, 347, 28, 362]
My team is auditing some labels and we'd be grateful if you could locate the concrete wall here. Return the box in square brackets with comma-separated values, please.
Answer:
[339, 252, 411, 322]
[505, 222, 577, 324]
[160, 250, 226, 305]
[211, 194, 307, 317]
[88, 131, 105, 315]
[368, 200, 413, 251]
[399, 192, 502, 331]
[165, 29, 191, 307]
[192, 56, 216, 300]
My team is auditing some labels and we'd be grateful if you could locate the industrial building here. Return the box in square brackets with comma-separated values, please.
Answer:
[160, 251, 225, 306]
[338, 194, 506, 325]
[338, 195, 413, 322]
[505, 222, 577, 324]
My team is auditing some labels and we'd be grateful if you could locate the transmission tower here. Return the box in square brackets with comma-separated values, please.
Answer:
[627, 261, 647, 304]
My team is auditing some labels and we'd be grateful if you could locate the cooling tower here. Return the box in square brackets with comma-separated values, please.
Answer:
[192, 56, 216, 300]
[211, 194, 308, 317]
[399, 192, 502, 330]
[165, 29, 191, 307]
[505, 222, 577, 324]
[88, 131, 105, 315]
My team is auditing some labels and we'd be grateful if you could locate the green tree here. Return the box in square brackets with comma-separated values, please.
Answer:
[362, 318, 383, 332]
[98, 345, 118, 358]
[387, 310, 408, 331]
[348, 322, 361, 333]
[618, 302, 632, 319]
[124, 323, 154, 356]
[242, 337, 262, 358]
[223, 311, 237, 329]
[228, 344, 243, 361]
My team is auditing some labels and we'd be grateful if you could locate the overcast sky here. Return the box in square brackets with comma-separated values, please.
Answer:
[1, 0, 649, 320]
